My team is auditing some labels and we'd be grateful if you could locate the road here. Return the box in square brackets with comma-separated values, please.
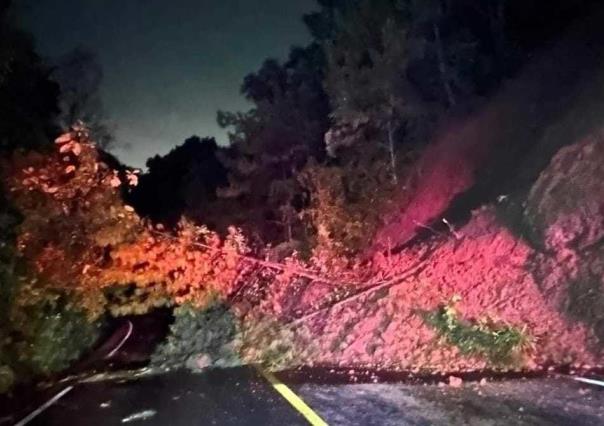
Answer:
[5, 367, 604, 426]
[4, 316, 604, 425]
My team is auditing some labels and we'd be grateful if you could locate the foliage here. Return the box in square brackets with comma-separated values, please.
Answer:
[1, 128, 257, 389]
[153, 303, 316, 372]
[151, 302, 242, 370]
[11, 300, 102, 376]
[299, 146, 417, 257]
[0, 190, 19, 323]
[215, 44, 330, 243]
[299, 162, 370, 257]
[223, 44, 328, 159]
[0, 128, 107, 390]
[0, 1, 59, 152]
[323, 0, 415, 123]
[0, 3, 104, 392]
[2, 126, 141, 319]
[128, 136, 228, 227]
[0, 176, 22, 393]
[0, 297, 102, 392]
[95, 222, 250, 313]
[422, 297, 532, 365]
[310, 0, 526, 177]
[4, 127, 262, 318]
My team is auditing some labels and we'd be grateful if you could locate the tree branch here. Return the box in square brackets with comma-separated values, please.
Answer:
[287, 259, 429, 326]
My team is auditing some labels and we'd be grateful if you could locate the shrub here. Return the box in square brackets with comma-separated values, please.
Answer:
[0, 298, 102, 393]
[151, 302, 242, 370]
[422, 297, 533, 366]
[298, 149, 414, 258]
[152, 302, 316, 372]
[13, 300, 102, 376]
[299, 163, 365, 258]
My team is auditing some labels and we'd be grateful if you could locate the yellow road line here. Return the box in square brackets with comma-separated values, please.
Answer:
[256, 367, 329, 426]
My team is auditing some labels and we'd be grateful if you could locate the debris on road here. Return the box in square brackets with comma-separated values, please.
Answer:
[448, 376, 463, 388]
[121, 409, 157, 423]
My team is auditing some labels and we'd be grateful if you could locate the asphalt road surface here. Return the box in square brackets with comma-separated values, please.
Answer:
[7, 367, 604, 426]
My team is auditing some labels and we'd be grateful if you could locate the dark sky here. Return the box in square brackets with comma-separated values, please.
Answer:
[18, 0, 315, 167]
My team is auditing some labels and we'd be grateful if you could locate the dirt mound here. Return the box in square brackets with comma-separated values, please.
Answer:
[295, 207, 600, 372]
[291, 133, 604, 373]
[525, 133, 604, 252]
[525, 133, 604, 345]
[232, 203, 601, 372]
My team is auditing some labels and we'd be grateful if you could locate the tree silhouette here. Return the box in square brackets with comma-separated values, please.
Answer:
[51, 47, 114, 149]
[0, 0, 59, 153]
[129, 136, 228, 227]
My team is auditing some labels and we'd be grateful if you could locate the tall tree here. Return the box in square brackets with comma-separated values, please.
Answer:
[0, 0, 59, 153]
[128, 136, 228, 227]
[51, 47, 114, 149]
[321, 0, 419, 183]
[216, 44, 330, 242]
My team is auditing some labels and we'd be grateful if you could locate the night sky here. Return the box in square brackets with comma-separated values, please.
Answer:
[18, 0, 315, 167]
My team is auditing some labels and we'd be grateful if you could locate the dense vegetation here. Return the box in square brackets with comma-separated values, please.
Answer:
[130, 0, 599, 254]
[0, 0, 601, 391]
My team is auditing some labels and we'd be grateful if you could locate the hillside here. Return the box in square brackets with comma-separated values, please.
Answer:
[373, 7, 604, 252]
[165, 9, 604, 374]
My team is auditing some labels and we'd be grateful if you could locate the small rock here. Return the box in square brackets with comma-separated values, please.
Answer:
[449, 376, 463, 388]
[479, 378, 488, 386]
[195, 354, 212, 370]
[100, 401, 111, 408]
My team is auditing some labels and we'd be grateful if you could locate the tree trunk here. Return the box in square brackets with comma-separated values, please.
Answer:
[286, 214, 293, 242]
[433, 23, 456, 108]
[387, 119, 398, 185]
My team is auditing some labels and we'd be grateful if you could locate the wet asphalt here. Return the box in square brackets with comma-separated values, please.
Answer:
[7, 367, 604, 426]
[25, 368, 307, 426]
